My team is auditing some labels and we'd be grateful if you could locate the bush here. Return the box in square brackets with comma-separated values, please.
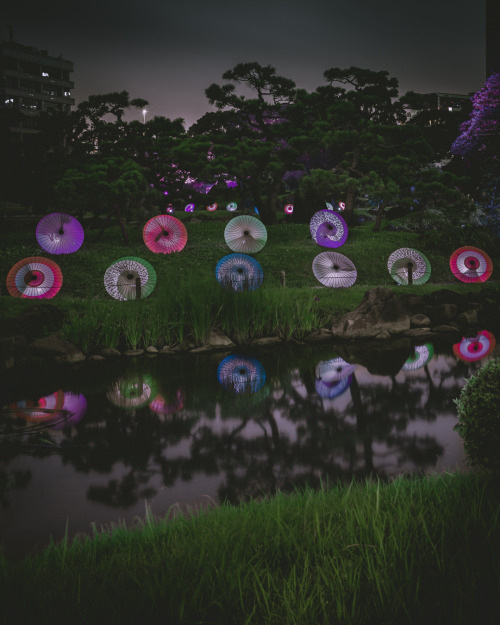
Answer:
[454, 358, 500, 470]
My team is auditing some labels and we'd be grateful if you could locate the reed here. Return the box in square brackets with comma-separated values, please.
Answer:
[1, 473, 498, 625]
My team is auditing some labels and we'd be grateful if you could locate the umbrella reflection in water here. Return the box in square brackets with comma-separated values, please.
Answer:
[315, 357, 357, 399]
[217, 355, 266, 394]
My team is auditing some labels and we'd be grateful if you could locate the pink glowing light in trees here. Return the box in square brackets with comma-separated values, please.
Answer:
[451, 72, 500, 158]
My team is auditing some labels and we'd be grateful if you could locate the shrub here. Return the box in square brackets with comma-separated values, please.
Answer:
[454, 358, 500, 471]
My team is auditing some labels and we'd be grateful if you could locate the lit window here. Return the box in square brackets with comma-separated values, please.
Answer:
[64, 91, 71, 97]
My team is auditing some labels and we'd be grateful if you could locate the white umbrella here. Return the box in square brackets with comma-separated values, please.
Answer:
[312, 252, 357, 287]
[224, 215, 267, 253]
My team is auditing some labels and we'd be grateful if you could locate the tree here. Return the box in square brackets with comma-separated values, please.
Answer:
[53, 157, 150, 244]
[189, 62, 304, 224]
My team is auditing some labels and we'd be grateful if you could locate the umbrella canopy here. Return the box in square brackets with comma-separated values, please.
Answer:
[7, 391, 87, 429]
[315, 357, 358, 384]
[284, 204, 294, 214]
[104, 256, 157, 301]
[217, 355, 266, 394]
[207, 203, 218, 211]
[387, 248, 431, 285]
[215, 253, 263, 292]
[224, 215, 267, 253]
[149, 390, 184, 416]
[107, 374, 158, 409]
[310, 209, 348, 248]
[226, 202, 238, 212]
[315, 374, 353, 399]
[36, 212, 84, 254]
[453, 331, 496, 362]
[449, 246, 493, 283]
[312, 252, 357, 287]
[185, 203, 195, 212]
[143, 214, 187, 254]
[6, 256, 63, 299]
[402, 344, 435, 371]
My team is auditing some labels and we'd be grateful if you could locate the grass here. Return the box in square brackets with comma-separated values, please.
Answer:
[0, 472, 498, 624]
[1, 210, 500, 351]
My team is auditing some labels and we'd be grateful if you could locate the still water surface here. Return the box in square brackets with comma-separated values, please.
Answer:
[1, 332, 497, 560]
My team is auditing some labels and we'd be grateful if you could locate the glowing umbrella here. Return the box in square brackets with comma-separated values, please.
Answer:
[7, 391, 87, 429]
[315, 374, 353, 399]
[166, 205, 175, 214]
[6, 256, 63, 299]
[224, 215, 267, 253]
[36, 212, 84, 254]
[217, 355, 266, 394]
[449, 246, 493, 283]
[284, 204, 294, 214]
[387, 248, 431, 285]
[312, 252, 357, 288]
[315, 357, 358, 384]
[104, 257, 157, 301]
[402, 344, 435, 371]
[185, 203, 195, 212]
[310, 210, 348, 248]
[207, 203, 218, 211]
[107, 374, 158, 409]
[453, 331, 496, 362]
[226, 202, 238, 212]
[325, 202, 334, 210]
[216, 253, 263, 292]
[143, 214, 187, 254]
[338, 202, 346, 211]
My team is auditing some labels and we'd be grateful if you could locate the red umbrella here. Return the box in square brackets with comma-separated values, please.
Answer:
[450, 246, 493, 283]
[6, 256, 63, 299]
[143, 215, 187, 254]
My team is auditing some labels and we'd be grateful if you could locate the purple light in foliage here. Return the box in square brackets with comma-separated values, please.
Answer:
[226, 180, 238, 188]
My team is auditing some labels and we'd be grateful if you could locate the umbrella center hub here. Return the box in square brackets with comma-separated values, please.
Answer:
[237, 268, 244, 274]
[465, 257, 478, 269]
[333, 264, 339, 270]
[58, 228, 64, 235]
[238, 368, 247, 376]
[243, 230, 250, 236]
[162, 230, 169, 237]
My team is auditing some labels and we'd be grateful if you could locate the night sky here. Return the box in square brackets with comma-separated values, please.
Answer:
[2, 0, 487, 127]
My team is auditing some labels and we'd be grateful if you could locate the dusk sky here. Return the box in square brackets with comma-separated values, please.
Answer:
[2, 0, 487, 127]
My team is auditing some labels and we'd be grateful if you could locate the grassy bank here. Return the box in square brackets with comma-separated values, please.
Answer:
[2, 213, 499, 350]
[0, 473, 498, 625]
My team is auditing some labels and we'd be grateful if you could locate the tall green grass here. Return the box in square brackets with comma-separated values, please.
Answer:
[0, 473, 498, 624]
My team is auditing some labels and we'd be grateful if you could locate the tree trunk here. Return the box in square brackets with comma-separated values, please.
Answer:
[344, 184, 357, 226]
[372, 199, 388, 233]
[115, 204, 129, 245]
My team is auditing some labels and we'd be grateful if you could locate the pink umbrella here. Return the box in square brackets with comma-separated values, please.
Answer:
[36, 212, 84, 254]
[6, 256, 63, 299]
[143, 215, 188, 254]
[207, 203, 218, 211]
[284, 204, 294, 214]
[449, 246, 493, 283]
[453, 331, 496, 362]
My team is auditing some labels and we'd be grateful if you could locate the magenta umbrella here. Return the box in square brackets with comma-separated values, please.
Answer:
[6, 257, 63, 299]
[36, 213, 84, 254]
[143, 215, 187, 254]
[310, 210, 348, 248]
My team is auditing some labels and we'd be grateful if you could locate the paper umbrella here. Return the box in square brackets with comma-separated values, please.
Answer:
[215, 253, 263, 291]
[453, 331, 496, 362]
[224, 215, 267, 253]
[36, 212, 84, 254]
[6, 256, 63, 299]
[143, 215, 187, 254]
[104, 257, 157, 301]
[449, 246, 493, 283]
[310, 209, 348, 248]
[312, 252, 357, 287]
[387, 248, 431, 285]
[402, 344, 435, 371]
[217, 355, 266, 394]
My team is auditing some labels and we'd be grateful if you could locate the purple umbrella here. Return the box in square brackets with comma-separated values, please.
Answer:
[310, 210, 348, 248]
[36, 213, 84, 254]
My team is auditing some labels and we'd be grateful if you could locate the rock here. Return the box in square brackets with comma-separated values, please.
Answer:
[160, 346, 177, 354]
[431, 324, 461, 334]
[430, 303, 457, 324]
[403, 328, 434, 338]
[410, 314, 431, 328]
[29, 336, 86, 363]
[404, 294, 426, 314]
[374, 330, 392, 340]
[251, 337, 282, 346]
[146, 346, 159, 353]
[100, 348, 121, 358]
[303, 328, 332, 342]
[428, 289, 464, 306]
[189, 345, 214, 353]
[88, 354, 105, 361]
[123, 349, 144, 357]
[331, 287, 410, 339]
[0, 336, 27, 369]
[456, 309, 478, 326]
[207, 328, 236, 348]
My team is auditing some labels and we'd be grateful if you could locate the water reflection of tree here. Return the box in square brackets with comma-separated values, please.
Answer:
[0, 349, 486, 512]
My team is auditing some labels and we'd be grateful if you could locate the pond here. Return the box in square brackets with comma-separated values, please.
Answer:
[1, 330, 497, 560]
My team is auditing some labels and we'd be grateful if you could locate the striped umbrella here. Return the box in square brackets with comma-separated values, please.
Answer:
[226, 202, 238, 212]
[453, 331, 496, 362]
[224, 215, 267, 253]
[312, 252, 357, 287]
[284, 204, 294, 214]
[217, 355, 266, 394]
[107, 374, 158, 409]
[402, 344, 435, 371]
[104, 256, 157, 301]
[315, 374, 353, 399]
[215, 253, 263, 292]
[143, 215, 187, 254]
[6, 256, 63, 299]
[387, 248, 431, 285]
[36, 212, 84, 254]
[310, 209, 348, 248]
[449, 246, 493, 283]
[149, 390, 184, 416]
